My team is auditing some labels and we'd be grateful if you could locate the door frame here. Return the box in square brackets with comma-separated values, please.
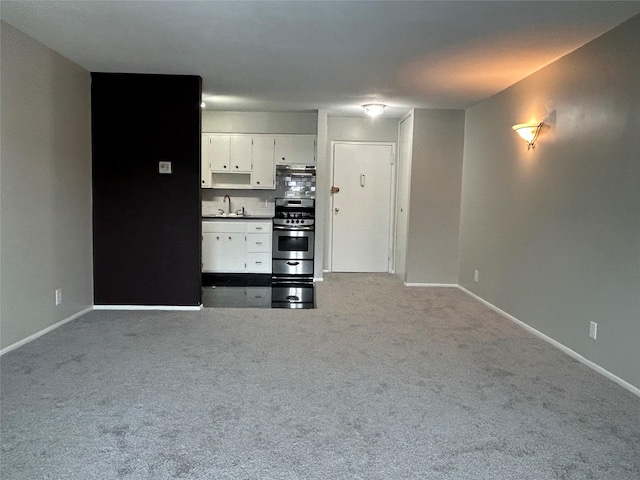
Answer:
[327, 141, 397, 273]
[394, 112, 414, 282]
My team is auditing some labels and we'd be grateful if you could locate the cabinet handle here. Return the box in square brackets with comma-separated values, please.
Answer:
[256, 181, 260, 184]
[235, 165, 239, 169]
[256, 242, 262, 245]
[223, 165, 227, 169]
[255, 227, 262, 230]
[216, 236, 220, 240]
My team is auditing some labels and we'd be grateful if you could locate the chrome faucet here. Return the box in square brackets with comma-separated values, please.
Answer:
[223, 195, 231, 214]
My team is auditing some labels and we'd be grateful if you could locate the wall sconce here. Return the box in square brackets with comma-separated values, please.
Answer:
[512, 122, 543, 149]
[363, 104, 385, 117]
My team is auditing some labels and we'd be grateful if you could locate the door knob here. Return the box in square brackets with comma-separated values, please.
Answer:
[335, 207, 340, 212]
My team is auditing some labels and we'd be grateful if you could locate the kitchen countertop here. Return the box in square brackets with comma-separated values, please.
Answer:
[202, 214, 273, 220]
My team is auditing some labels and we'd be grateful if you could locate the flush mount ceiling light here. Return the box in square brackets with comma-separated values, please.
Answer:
[363, 104, 385, 117]
[512, 122, 544, 149]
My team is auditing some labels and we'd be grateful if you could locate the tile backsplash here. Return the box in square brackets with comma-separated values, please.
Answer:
[202, 190, 275, 217]
[275, 172, 316, 198]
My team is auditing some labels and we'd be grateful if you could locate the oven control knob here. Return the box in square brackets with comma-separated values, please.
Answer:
[300, 220, 304, 224]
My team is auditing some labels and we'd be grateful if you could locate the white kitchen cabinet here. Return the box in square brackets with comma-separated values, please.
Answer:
[207, 134, 252, 189]
[209, 135, 252, 172]
[202, 133, 313, 189]
[202, 221, 246, 272]
[229, 136, 253, 172]
[202, 220, 272, 273]
[201, 133, 212, 188]
[275, 135, 316, 166]
[208, 135, 229, 172]
[246, 221, 271, 273]
[251, 136, 276, 189]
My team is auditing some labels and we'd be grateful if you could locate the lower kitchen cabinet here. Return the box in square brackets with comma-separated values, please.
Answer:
[202, 220, 272, 273]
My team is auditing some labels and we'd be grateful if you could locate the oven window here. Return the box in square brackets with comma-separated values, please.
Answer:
[278, 236, 309, 252]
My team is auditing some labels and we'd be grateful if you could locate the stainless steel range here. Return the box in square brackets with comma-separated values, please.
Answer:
[272, 197, 315, 308]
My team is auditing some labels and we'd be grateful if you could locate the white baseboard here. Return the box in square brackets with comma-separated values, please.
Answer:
[456, 285, 640, 398]
[0, 306, 93, 356]
[94, 305, 203, 311]
[405, 282, 457, 287]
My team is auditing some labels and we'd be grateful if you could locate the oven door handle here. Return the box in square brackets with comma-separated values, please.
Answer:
[286, 261, 300, 266]
[273, 225, 314, 231]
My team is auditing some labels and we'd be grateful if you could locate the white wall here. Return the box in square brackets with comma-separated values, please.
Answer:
[1, 22, 93, 350]
[202, 111, 317, 134]
[327, 116, 399, 144]
[458, 15, 640, 388]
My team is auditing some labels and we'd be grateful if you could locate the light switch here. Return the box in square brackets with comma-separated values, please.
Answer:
[159, 161, 172, 174]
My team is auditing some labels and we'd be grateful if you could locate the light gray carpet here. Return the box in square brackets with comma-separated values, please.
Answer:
[2, 274, 639, 479]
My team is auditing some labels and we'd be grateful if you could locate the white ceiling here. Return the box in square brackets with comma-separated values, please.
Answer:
[2, 1, 639, 118]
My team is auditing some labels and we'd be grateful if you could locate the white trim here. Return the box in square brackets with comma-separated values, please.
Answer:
[394, 112, 414, 282]
[0, 306, 93, 356]
[94, 305, 203, 311]
[456, 285, 640, 398]
[405, 282, 457, 287]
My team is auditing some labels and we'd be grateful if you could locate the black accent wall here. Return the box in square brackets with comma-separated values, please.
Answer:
[92, 73, 202, 306]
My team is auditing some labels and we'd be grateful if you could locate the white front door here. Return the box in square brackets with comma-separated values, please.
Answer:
[331, 142, 394, 272]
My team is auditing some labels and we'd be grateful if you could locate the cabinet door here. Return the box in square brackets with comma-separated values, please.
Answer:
[275, 135, 316, 166]
[201, 134, 212, 188]
[202, 232, 246, 272]
[251, 136, 275, 189]
[210, 135, 231, 172]
[229, 136, 252, 172]
[202, 232, 218, 271]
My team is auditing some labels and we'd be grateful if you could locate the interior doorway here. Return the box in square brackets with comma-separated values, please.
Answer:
[330, 142, 395, 272]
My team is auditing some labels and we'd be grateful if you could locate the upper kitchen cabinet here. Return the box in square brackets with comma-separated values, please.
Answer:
[201, 133, 314, 189]
[251, 136, 276, 189]
[201, 133, 277, 189]
[274, 135, 316, 166]
[201, 134, 212, 188]
[209, 135, 252, 172]
[202, 134, 252, 189]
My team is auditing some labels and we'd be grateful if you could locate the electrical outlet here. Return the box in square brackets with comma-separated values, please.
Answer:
[474, 270, 479, 283]
[55, 288, 62, 305]
[589, 321, 598, 340]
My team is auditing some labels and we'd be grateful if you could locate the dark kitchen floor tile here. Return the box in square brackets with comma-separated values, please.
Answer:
[202, 286, 271, 308]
